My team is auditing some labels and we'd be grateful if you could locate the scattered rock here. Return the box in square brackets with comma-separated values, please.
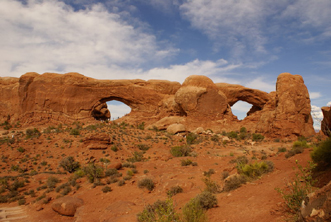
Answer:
[52, 196, 84, 216]
[167, 123, 186, 134]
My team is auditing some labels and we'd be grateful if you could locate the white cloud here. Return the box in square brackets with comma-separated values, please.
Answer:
[245, 77, 275, 93]
[309, 92, 322, 99]
[179, 0, 331, 58]
[281, 0, 331, 39]
[311, 105, 323, 131]
[142, 59, 241, 83]
[0, 0, 176, 78]
[327, 101, 331, 106]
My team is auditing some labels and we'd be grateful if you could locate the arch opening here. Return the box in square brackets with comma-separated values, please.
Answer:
[106, 100, 131, 120]
[231, 100, 261, 120]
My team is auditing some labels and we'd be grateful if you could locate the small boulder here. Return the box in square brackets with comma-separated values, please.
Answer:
[109, 162, 122, 170]
[52, 196, 84, 216]
[167, 123, 186, 134]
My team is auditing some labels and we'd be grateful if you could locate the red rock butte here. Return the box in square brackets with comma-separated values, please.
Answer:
[0, 72, 318, 138]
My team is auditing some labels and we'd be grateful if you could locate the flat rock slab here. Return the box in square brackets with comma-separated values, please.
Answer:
[0, 206, 27, 222]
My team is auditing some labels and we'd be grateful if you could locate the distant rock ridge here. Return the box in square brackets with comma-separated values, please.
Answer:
[0, 72, 316, 138]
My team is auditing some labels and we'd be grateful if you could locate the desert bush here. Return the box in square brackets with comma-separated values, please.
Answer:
[102, 186, 112, 193]
[18, 198, 26, 205]
[285, 147, 304, 158]
[111, 145, 118, 152]
[223, 174, 247, 192]
[137, 122, 145, 130]
[277, 147, 287, 153]
[311, 137, 331, 167]
[70, 128, 80, 135]
[293, 140, 309, 149]
[17, 147, 25, 153]
[194, 191, 218, 209]
[127, 151, 144, 162]
[170, 146, 191, 157]
[117, 180, 125, 186]
[186, 133, 198, 145]
[47, 176, 60, 188]
[182, 197, 207, 222]
[203, 169, 215, 177]
[122, 162, 136, 168]
[167, 186, 183, 197]
[138, 178, 155, 191]
[25, 128, 41, 139]
[227, 131, 238, 139]
[276, 161, 316, 213]
[237, 161, 274, 179]
[83, 164, 104, 183]
[137, 144, 150, 151]
[137, 199, 179, 222]
[181, 159, 193, 166]
[105, 168, 119, 177]
[59, 156, 80, 173]
[221, 171, 229, 180]
[211, 135, 219, 142]
[202, 177, 221, 194]
[252, 133, 264, 142]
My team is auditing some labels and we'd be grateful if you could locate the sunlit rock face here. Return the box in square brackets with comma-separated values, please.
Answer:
[0, 72, 315, 138]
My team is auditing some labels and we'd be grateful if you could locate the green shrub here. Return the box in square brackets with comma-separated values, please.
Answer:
[102, 186, 112, 193]
[276, 161, 316, 213]
[47, 176, 60, 188]
[17, 147, 25, 153]
[252, 133, 264, 142]
[285, 147, 304, 158]
[137, 199, 179, 222]
[138, 178, 155, 191]
[25, 128, 41, 139]
[181, 159, 193, 166]
[240, 127, 247, 133]
[167, 186, 183, 197]
[293, 140, 309, 149]
[170, 146, 191, 157]
[137, 144, 150, 151]
[202, 177, 221, 194]
[211, 135, 219, 142]
[227, 131, 238, 139]
[70, 128, 80, 135]
[105, 168, 119, 177]
[59, 156, 80, 173]
[203, 169, 215, 177]
[277, 147, 287, 153]
[194, 191, 218, 209]
[223, 174, 247, 192]
[137, 122, 145, 130]
[186, 133, 198, 145]
[182, 198, 207, 222]
[111, 145, 118, 152]
[127, 151, 144, 162]
[311, 137, 331, 167]
[237, 161, 274, 179]
[18, 198, 26, 205]
[83, 164, 104, 183]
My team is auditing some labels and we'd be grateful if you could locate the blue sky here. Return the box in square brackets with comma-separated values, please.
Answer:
[0, 0, 330, 129]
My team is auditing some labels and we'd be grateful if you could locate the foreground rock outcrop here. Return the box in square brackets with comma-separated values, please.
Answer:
[0, 72, 316, 138]
[52, 196, 84, 216]
[321, 106, 331, 136]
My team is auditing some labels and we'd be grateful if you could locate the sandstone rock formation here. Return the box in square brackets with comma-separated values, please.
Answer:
[321, 106, 331, 136]
[52, 196, 84, 216]
[0, 72, 316, 138]
[299, 181, 331, 221]
[83, 133, 112, 150]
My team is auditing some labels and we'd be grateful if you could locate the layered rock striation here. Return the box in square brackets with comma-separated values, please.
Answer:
[0, 72, 316, 138]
